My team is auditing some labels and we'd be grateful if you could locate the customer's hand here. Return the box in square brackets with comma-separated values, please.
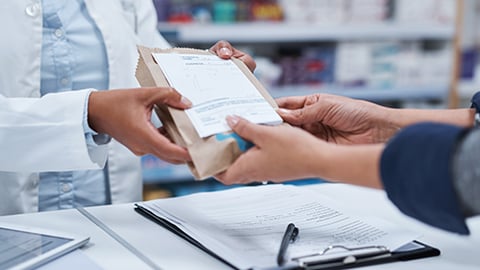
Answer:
[209, 40, 256, 72]
[215, 116, 325, 185]
[88, 87, 192, 164]
[215, 115, 384, 188]
[276, 94, 399, 144]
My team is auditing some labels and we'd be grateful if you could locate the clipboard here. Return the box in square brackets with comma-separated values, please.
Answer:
[134, 204, 440, 270]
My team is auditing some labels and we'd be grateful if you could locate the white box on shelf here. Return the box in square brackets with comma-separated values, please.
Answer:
[335, 42, 371, 86]
[279, 0, 346, 24]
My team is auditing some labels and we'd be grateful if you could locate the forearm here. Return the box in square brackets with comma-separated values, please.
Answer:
[314, 143, 384, 189]
[386, 107, 475, 129]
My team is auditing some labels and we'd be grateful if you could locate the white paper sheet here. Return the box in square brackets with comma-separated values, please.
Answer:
[138, 184, 418, 269]
[153, 53, 282, 138]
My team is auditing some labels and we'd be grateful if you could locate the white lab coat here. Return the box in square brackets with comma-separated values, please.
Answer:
[0, 90, 109, 172]
[0, 0, 171, 215]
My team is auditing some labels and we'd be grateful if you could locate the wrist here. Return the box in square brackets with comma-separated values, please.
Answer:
[85, 90, 111, 146]
[315, 143, 384, 189]
[374, 106, 403, 142]
[87, 90, 103, 134]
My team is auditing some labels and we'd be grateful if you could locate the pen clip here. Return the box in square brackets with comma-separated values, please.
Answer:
[277, 223, 299, 266]
[290, 227, 299, 242]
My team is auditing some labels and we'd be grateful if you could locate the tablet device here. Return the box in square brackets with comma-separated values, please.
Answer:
[0, 222, 90, 270]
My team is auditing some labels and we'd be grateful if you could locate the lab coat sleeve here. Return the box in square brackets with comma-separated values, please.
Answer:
[380, 122, 469, 234]
[0, 89, 108, 172]
[135, 0, 171, 49]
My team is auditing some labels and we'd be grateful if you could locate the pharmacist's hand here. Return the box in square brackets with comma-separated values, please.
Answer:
[215, 116, 323, 185]
[276, 94, 399, 144]
[209, 40, 256, 72]
[88, 87, 192, 164]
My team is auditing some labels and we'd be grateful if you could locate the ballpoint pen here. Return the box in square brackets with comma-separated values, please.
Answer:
[277, 223, 299, 266]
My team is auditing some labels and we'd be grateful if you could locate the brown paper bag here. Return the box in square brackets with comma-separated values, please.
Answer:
[135, 46, 279, 180]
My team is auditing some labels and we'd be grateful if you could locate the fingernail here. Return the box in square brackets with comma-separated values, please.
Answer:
[226, 115, 240, 127]
[219, 47, 232, 57]
[180, 96, 192, 107]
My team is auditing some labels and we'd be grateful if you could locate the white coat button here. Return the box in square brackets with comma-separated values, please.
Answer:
[29, 175, 39, 187]
[61, 184, 71, 193]
[54, 29, 64, 38]
[60, 78, 69, 85]
[25, 2, 40, 17]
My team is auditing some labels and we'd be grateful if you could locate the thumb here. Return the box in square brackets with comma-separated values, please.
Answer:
[276, 107, 314, 126]
[150, 87, 192, 110]
[226, 115, 266, 145]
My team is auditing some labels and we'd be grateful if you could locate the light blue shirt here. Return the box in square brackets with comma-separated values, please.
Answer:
[39, 0, 110, 211]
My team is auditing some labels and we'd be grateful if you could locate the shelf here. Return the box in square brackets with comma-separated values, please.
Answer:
[268, 85, 449, 103]
[143, 167, 194, 184]
[159, 22, 454, 43]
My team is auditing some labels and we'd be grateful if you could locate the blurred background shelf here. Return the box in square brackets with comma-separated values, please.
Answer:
[142, 155, 193, 184]
[155, 0, 456, 107]
[158, 22, 454, 43]
[142, 153, 326, 197]
[269, 85, 449, 102]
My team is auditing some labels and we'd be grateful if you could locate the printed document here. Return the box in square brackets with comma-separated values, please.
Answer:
[153, 53, 282, 138]
[137, 184, 418, 269]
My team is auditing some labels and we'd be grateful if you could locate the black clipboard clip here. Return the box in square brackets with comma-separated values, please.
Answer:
[291, 245, 390, 270]
[263, 241, 440, 270]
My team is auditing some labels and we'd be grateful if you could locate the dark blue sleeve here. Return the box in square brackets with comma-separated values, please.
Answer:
[380, 122, 470, 235]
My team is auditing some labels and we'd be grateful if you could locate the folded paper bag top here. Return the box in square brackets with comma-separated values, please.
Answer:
[135, 45, 281, 180]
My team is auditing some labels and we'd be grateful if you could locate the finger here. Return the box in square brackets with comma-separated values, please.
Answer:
[216, 149, 264, 184]
[209, 40, 233, 59]
[210, 40, 256, 71]
[277, 106, 322, 126]
[276, 108, 296, 121]
[150, 87, 192, 109]
[213, 170, 242, 185]
[157, 127, 171, 140]
[215, 167, 244, 185]
[150, 141, 191, 163]
[140, 123, 192, 162]
[213, 172, 228, 183]
[275, 96, 308, 110]
[235, 53, 256, 72]
[214, 156, 249, 184]
[149, 131, 191, 161]
[276, 95, 325, 126]
[226, 115, 270, 145]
